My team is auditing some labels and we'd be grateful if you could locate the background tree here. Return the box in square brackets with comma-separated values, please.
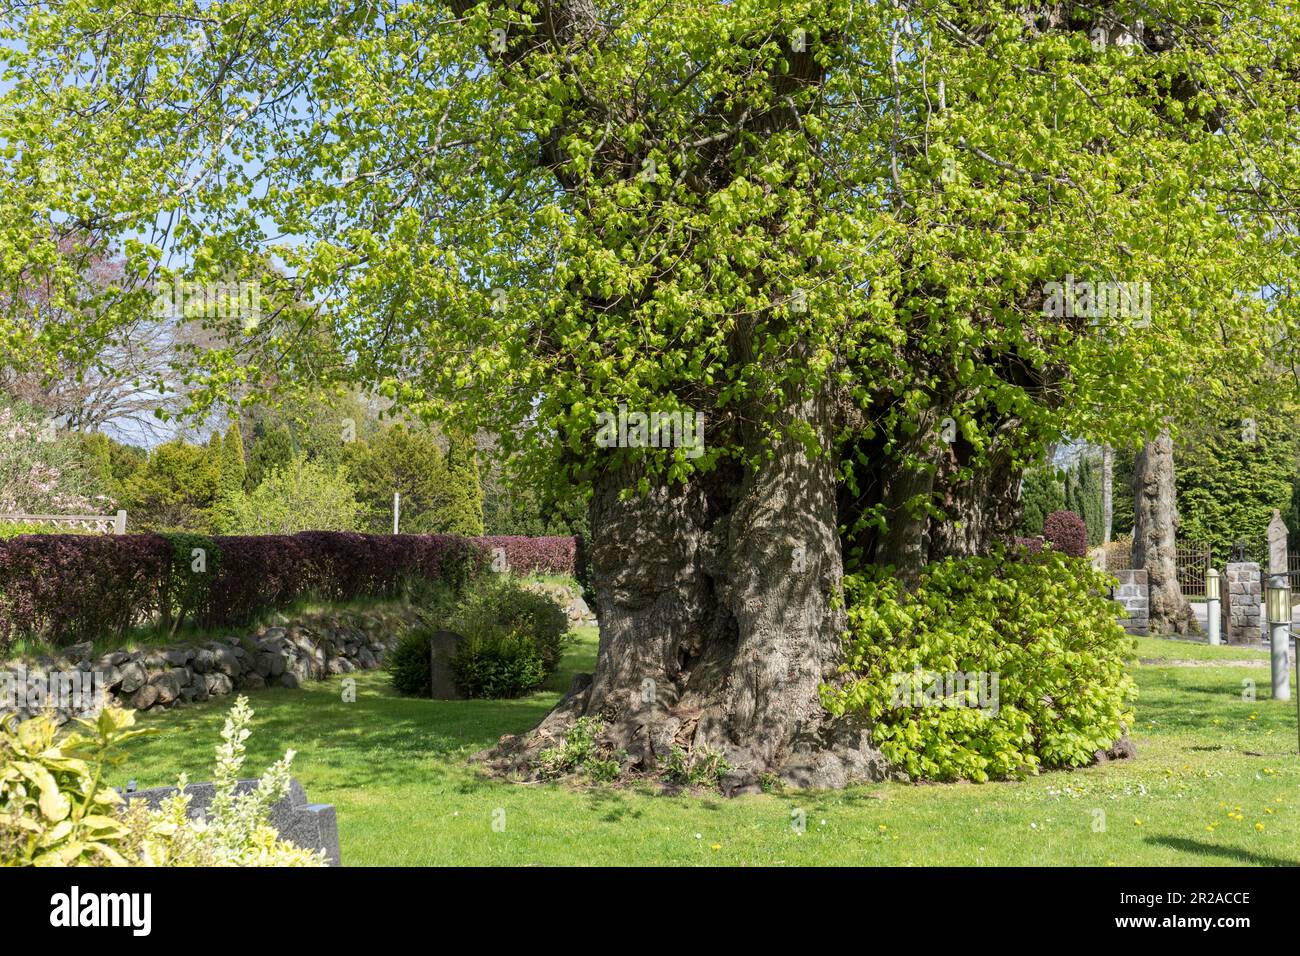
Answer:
[1018, 465, 1064, 536]
[439, 429, 485, 536]
[223, 456, 363, 534]
[120, 439, 222, 532]
[345, 424, 449, 533]
[1175, 405, 1299, 563]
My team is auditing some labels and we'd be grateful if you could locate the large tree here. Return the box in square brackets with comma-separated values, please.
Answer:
[2, 1, 1298, 789]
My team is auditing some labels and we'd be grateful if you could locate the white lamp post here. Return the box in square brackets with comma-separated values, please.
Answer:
[1206, 567, 1221, 646]
[1265, 574, 1291, 702]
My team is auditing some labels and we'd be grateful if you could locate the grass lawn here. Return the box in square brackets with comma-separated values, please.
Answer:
[116, 629, 1300, 866]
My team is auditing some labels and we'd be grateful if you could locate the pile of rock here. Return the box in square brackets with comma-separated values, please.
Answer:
[521, 579, 597, 629]
[1, 605, 421, 723]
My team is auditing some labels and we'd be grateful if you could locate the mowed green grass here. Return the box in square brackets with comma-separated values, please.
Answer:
[115, 629, 1300, 866]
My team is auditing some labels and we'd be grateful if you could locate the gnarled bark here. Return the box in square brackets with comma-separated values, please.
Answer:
[478, 386, 884, 794]
[1133, 427, 1198, 635]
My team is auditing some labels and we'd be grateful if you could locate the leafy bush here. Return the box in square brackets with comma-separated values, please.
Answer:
[0, 534, 171, 649]
[661, 745, 731, 789]
[0, 698, 325, 866]
[451, 576, 570, 675]
[386, 628, 435, 697]
[537, 717, 622, 782]
[221, 456, 364, 534]
[1042, 509, 1088, 557]
[822, 549, 1136, 783]
[449, 631, 546, 699]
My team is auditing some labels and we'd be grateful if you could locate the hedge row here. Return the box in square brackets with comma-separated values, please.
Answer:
[477, 536, 577, 576]
[0, 532, 578, 651]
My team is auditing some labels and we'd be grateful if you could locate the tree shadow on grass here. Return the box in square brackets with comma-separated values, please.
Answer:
[584, 787, 646, 824]
[1145, 835, 1299, 867]
[117, 670, 562, 793]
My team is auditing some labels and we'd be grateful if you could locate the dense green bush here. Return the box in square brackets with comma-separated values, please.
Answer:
[450, 632, 546, 699]
[449, 576, 569, 676]
[385, 627, 436, 697]
[387, 575, 570, 699]
[823, 549, 1136, 783]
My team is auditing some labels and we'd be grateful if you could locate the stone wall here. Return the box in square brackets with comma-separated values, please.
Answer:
[1110, 569, 1149, 635]
[1223, 561, 1262, 644]
[0, 604, 421, 724]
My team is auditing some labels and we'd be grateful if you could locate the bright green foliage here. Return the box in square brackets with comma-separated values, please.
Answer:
[117, 696, 327, 866]
[1176, 406, 1299, 561]
[660, 745, 731, 790]
[120, 439, 222, 533]
[3, 1, 1296, 513]
[450, 632, 546, 699]
[77, 432, 146, 509]
[345, 424, 448, 533]
[219, 423, 247, 497]
[824, 550, 1136, 783]
[0, 706, 154, 865]
[449, 576, 570, 676]
[222, 456, 363, 534]
[0, 698, 325, 867]
[209, 422, 248, 532]
[1018, 466, 1064, 536]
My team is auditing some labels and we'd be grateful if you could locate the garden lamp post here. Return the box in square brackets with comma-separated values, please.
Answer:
[1265, 574, 1291, 703]
[1206, 567, 1221, 646]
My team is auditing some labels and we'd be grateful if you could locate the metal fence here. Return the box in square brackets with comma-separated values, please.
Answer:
[0, 511, 127, 534]
[1175, 541, 1211, 597]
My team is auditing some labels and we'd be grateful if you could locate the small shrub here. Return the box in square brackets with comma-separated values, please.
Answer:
[823, 548, 1136, 783]
[449, 576, 570, 679]
[660, 745, 731, 789]
[537, 717, 622, 782]
[0, 698, 324, 866]
[386, 628, 434, 696]
[1042, 510, 1088, 557]
[450, 631, 546, 698]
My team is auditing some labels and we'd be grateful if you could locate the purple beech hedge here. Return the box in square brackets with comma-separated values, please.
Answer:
[0, 532, 578, 651]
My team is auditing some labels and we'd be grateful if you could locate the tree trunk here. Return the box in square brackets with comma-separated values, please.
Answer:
[1133, 428, 1197, 635]
[477, 387, 884, 794]
[1101, 444, 1113, 545]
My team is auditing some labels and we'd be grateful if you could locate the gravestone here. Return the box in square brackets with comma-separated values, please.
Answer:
[1223, 562, 1263, 644]
[1269, 509, 1289, 575]
[428, 629, 465, 699]
[1110, 569, 1149, 635]
[124, 777, 340, 865]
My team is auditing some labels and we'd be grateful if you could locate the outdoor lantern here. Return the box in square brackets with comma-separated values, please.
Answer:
[1206, 567, 1220, 602]
[1266, 574, 1292, 705]
[1267, 574, 1291, 625]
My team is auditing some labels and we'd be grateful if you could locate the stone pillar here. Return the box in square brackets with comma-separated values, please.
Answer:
[1268, 509, 1288, 575]
[1111, 569, 1149, 636]
[1223, 562, 1262, 644]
